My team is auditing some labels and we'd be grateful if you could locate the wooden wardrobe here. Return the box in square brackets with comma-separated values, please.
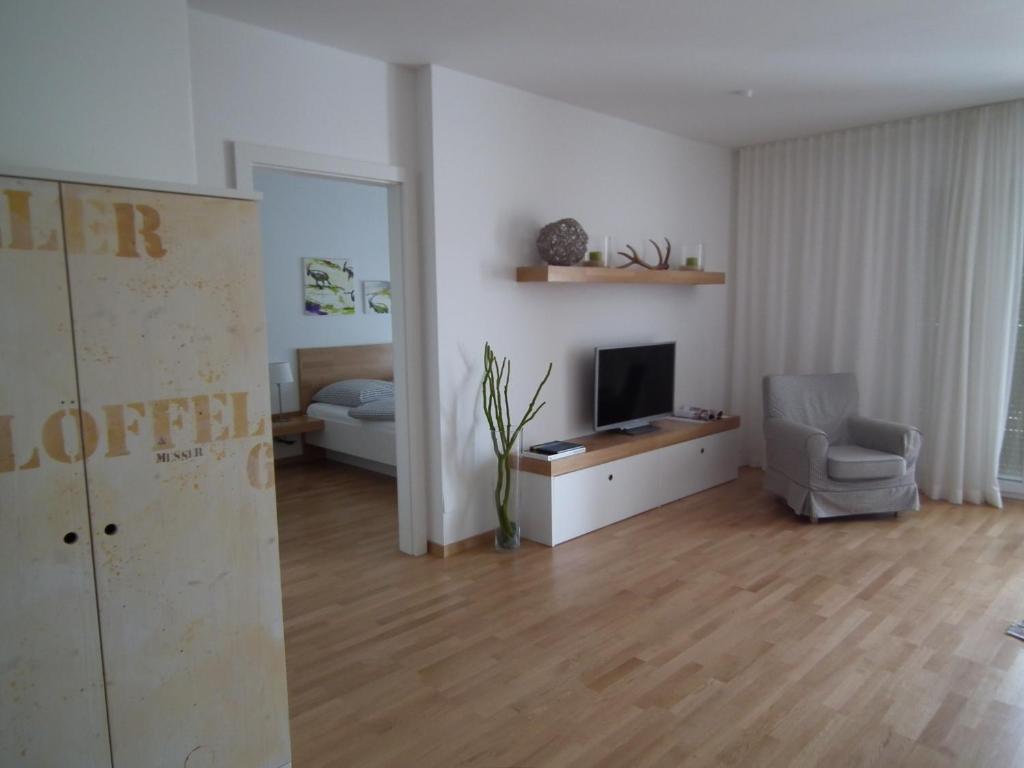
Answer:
[0, 173, 291, 767]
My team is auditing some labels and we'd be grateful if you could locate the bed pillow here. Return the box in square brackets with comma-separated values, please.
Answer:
[348, 397, 396, 421]
[312, 379, 393, 407]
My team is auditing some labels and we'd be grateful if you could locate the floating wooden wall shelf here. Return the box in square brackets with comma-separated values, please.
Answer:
[516, 265, 726, 285]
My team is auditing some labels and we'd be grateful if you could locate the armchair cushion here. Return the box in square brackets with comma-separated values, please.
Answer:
[827, 445, 906, 481]
[763, 373, 858, 445]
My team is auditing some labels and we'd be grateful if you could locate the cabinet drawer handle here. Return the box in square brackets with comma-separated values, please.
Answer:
[700, 448, 705, 454]
[608, 474, 613, 481]
[63, 531, 78, 544]
[103, 523, 118, 536]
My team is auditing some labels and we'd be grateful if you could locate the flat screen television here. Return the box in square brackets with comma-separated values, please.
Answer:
[594, 342, 675, 434]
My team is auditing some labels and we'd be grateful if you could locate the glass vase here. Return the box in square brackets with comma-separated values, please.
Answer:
[494, 521, 521, 552]
[493, 431, 522, 552]
[680, 242, 705, 271]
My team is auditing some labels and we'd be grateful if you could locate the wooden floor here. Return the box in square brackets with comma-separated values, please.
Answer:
[276, 462, 1024, 767]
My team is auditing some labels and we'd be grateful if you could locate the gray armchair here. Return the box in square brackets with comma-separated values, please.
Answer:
[762, 373, 921, 521]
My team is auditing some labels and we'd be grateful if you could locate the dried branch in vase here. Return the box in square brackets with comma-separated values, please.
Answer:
[481, 342, 552, 550]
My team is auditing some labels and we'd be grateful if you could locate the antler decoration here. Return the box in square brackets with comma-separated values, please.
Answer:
[616, 238, 672, 270]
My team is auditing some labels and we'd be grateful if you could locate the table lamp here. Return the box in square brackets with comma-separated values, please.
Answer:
[268, 362, 294, 422]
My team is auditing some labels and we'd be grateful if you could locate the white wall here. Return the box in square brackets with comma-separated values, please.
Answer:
[1, 3, 733, 548]
[188, 9, 418, 187]
[0, 0, 196, 183]
[255, 167, 392, 417]
[189, 10, 429, 486]
[423, 66, 734, 544]
[415, 69, 448, 545]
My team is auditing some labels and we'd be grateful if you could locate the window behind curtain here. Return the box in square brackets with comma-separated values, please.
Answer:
[1000, 307, 1024, 482]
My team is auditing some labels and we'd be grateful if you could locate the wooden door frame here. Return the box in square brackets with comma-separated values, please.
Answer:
[233, 142, 428, 556]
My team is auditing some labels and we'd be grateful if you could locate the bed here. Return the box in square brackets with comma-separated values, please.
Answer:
[297, 344, 397, 474]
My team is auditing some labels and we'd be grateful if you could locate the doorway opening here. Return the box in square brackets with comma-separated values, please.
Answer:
[234, 142, 427, 555]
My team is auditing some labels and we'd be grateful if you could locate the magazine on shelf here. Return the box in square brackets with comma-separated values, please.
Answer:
[670, 405, 726, 422]
[521, 440, 586, 461]
[1007, 620, 1024, 642]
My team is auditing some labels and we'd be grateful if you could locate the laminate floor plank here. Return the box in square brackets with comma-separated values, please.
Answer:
[276, 461, 1024, 766]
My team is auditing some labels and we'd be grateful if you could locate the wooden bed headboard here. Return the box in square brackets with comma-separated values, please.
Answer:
[296, 343, 393, 412]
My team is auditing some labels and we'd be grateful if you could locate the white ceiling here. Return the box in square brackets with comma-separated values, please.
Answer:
[189, 0, 1024, 147]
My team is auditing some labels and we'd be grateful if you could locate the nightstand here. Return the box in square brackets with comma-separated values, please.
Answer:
[271, 414, 325, 438]
[271, 413, 325, 463]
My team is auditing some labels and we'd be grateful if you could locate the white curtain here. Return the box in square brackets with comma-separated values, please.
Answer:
[730, 99, 1024, 507]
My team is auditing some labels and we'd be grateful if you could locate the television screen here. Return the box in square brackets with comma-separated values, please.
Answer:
[594, 342, 675, 431]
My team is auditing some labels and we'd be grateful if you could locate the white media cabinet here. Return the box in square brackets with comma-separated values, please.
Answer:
[517, 417, 740, 546]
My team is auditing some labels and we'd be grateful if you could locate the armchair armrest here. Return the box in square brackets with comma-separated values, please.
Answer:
[764, 417, 829, 485]
[847, 416, 922, 460]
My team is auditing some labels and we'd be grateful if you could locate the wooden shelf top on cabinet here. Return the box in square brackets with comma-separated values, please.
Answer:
[516, 265, 726, 285]
[516, 416, 741, 477]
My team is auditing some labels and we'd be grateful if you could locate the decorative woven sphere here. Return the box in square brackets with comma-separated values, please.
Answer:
[536, 218, 588, 266]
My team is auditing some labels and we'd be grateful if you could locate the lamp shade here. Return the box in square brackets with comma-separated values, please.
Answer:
[268, 361, 294, 385]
